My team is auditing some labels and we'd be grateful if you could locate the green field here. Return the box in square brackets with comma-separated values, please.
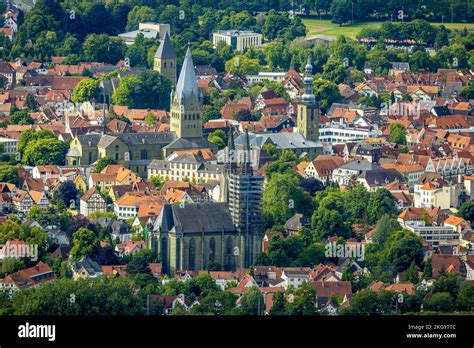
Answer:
[302, 18, 474, 38]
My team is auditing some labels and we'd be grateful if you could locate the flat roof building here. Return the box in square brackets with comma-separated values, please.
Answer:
[213, 30, 263, 52]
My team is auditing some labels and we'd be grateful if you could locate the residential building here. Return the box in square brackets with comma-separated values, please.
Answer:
[0, 262, 55, 292]
[80, 187, 106, 217]
[0, 137, 18, 155]
[71, 255, 103, 280]
[147, 152, 224, 183]
[413, 177, 461, 210]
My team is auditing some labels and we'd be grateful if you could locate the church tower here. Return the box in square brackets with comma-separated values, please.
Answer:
[297, 56, 319, 141]
[154, 31, 177, 85]
[222, 129, 263, 268]
[169, 44, 203, 139]
[101, 102, 107, 135]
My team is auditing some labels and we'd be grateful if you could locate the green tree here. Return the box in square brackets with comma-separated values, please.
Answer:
[457, 200, 474, 227]
[83, 34, 126, 64]
[71, 78, 100, 104]
[269, 291, 287, 315]
[388, 123, 407, 145]
[53, 181, 79, 208]
[70, 227, 100, 260]
[457, 284, 474, 311]
[372, 214, 400, 248]
[387, 230, 424, 273]
[404, 260, 419, 284]
[322, 58, 347, 84]
[22, 138, 68, 165]
[0, 164, 19, 185]
[313, 79, 342, 113]
[423, 292, 454, 312]
[239, 286, 264, 315]
[11, 109, 34, 125]
[286, 281, 318, 315]
[263, 171, 314, 227]
[225, 55, 260, 75]
[203, 105, 222, 123]
[366, 189, 397, 224]
[330, 0, 352, 26]
[12, 277, 143, 315]
[460, 82, 474, 100]
[347, 289, 394, 314]
[112, 71, 171, 110]
[208, 129, 227, 150]
[126, 6, 157, 31]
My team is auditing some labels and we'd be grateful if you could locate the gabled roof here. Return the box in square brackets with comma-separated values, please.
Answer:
[81, 187, 103, 202]
[311, 281, 352, 298]
[431, 254, 463, 278]
[155, 203, 234, 234]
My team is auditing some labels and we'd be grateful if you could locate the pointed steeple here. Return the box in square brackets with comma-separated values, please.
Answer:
[174, 44, 200, 105]
[155, 31, 176, 59]
[226, 127, 237, 173]
[101, 102, 107, 135]
[241, 128, 253, 176]
[301, 55, 315, 106]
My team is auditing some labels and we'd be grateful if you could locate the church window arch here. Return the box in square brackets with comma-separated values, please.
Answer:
[189, 238, 196, 270]
[226, 237, 233, 255]
[209, 237, 216, 262]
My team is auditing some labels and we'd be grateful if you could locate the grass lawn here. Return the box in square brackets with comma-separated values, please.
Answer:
[302, 17, 474, 38]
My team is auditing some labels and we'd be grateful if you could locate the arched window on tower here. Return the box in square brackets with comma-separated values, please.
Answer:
[140, 149, 148, 160]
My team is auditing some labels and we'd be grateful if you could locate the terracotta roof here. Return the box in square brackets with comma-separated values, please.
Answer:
[29, 190, 46, 204]
[385, 283, 415, 295]
[311, 281, 352, 298]
[431, 254, 463, 278]
[444, 215, 466, 226]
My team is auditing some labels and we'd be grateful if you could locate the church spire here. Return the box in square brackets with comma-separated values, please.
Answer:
[174, 44, 200, 105]
[101, 102, 107, 135]
[240, 128, 253, 176]
[301, 55, 315, 106]
[225, 126, 237, 173]
[155, 31, 176, 60]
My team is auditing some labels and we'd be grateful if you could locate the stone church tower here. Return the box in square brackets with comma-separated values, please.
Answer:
[169, 44, 203, 139]
[153, 32, 177, 85]
[297, 56, 319, 141]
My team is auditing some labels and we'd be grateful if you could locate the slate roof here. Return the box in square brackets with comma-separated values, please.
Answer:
[175, 45, 199, 102]
[163, 137, 215, 151]
[235, 132, 322, 150]
[155, 203, 235, 234]
[98, 132, 176, 148]
[72, 255, 102, 274]
[359, 168, 405, 186]
[155, 31, 176, 59]
[76, 133, 102, 147]
[337, 160, 381, 172]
